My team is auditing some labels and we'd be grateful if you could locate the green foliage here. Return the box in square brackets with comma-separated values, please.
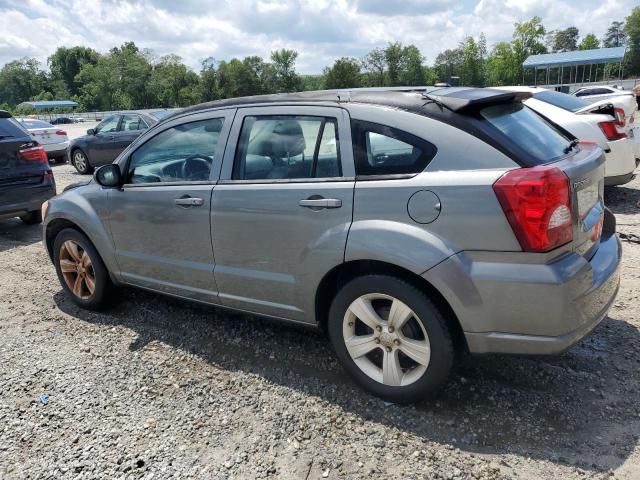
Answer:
[625, 8, 640, 75]
[579, 34, 600, 50]
[0, 58, 47, 107]
[486, 42, 519, 86]
[323, 58, 362, 89]
[552, 27, 579, 52]
[604, 21, 627, 47]
[270, 49, 302, 92]
[48, 46, 100, 97]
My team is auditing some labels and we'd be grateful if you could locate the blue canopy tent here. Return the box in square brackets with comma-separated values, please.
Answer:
[17, 100, 78, 110]
[522, 47, 626, 88]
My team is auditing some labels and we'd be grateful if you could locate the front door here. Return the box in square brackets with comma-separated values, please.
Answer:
[211, 106, 355, 321]
[107, 110, 234, 302]
[90, 115, 121, 166]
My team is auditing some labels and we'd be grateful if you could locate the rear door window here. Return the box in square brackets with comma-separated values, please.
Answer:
[479, 103, 571, 164]
[351, 120, 437, 177]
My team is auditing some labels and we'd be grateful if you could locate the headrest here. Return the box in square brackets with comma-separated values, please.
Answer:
[249, 119, 306, 159]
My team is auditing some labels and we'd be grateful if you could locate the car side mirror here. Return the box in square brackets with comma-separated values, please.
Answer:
[94, 164, 122, 187]
[87, 128, 96, 136]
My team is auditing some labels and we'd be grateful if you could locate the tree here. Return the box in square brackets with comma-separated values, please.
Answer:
[362, 48, 386, 87]
[384, 42, 404, 86]
[578, 33, 600, 50]
[399, 45, 426, 86]
[625, 7, 640, 75]
[458, 34, 487, 86]
[0, 58, 47, 107]
[270, 49, 301, 92]
[217, 57, 265, 98]
[48, 46, 100, 97]
[148, 54, 200, 107]
[434, 48, 463, 84]
[512, 16, 547, 83]
[552, 27, 579, 52]
[486, 41, 519, 85]
[199, 57, 219, 102]
[323, 57, 362, 89]
[604, 21, 627, 47]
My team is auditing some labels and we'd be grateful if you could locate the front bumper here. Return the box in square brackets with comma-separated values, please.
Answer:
[423, 231, 622, 355]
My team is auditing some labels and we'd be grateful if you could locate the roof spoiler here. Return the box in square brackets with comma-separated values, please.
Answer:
[0, 110, 12, 119]
[422, 88, 532, 113]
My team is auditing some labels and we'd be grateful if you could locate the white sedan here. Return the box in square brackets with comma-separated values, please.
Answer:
[16, 118, 69, 163]
[496, 87, 637, 186]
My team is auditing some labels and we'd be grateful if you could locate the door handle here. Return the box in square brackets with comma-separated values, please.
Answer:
[175, 197, 204, 207]
[299, 198, 342, 209]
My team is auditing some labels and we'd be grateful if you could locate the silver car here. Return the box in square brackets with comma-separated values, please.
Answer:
[42, 88, 622, 402]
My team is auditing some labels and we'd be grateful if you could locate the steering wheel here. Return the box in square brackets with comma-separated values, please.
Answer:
[181, 154, 212, 180]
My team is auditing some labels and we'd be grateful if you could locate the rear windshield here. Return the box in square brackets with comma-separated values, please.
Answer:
[479, 103, 571, 164]
[0, 117, 29, 139]
[18, 119, 53, 129]
[532, 90, 591, 112]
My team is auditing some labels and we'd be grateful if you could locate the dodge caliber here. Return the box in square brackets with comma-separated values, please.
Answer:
[42, 88, 621, 402]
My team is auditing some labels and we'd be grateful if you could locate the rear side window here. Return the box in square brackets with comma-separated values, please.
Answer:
[351, 120, 437, 177]
[0, 117, 29, 138]
[479, 103, 571, 164]
[19, 119, 52, 129]
[232, 115, 341, 181]
[533, 91, 591, 112]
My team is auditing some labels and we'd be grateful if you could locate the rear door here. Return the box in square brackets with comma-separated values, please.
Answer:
[107, 110, 234, 302]
[211, 106, 355, 321]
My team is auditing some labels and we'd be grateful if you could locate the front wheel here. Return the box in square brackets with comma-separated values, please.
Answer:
[328, 274, 455, 403]
[72, 149, 93, 174]
[53, 228, 113, 309]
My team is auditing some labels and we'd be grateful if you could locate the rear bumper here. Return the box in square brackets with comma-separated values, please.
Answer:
[604, 137, 636, 179]
[42, 141, 69, 157]
[423, 232, 622, 355]
[0, 182, 56, 220]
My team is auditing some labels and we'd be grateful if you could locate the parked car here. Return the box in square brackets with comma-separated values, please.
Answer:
[50, 117, 73, 125]
[69, 116, 85, 123]
[69, 111, 160, 174]
[0, 110, 56, 224]
[16, 118, 69, 163]
[43, 88, 621, 402]
[497, 87, 637, 185]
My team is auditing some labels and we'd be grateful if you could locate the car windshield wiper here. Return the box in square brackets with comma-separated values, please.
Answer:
[564, 139, 579, 154]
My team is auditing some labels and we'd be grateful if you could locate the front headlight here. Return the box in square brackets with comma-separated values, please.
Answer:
[41, 200, 49, 220]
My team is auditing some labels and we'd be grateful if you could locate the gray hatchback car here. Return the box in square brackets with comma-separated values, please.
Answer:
[43, 88, 621, 402]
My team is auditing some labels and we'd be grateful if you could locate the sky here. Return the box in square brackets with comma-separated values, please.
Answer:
[0, 0, 635, 74]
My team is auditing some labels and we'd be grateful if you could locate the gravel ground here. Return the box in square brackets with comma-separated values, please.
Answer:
[0, 162, 639, 480]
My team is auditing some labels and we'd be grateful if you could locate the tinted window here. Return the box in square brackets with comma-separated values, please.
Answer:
[351, 120, 436, 176]
[233, 115, 341, 180]
[18, 119, 53, 129]
[0, 117, 29, 138]
[120, 115, 148, 132]
[479, 103, 571, 164]
[95, 116, 120, 134]
[533, 90, 591, 112]
[127, 118, 224, 184]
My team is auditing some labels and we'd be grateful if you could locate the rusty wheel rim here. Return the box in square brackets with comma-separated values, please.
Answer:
[59, 240, 95, 300]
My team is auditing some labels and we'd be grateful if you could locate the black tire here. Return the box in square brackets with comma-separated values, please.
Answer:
[53, 228, 113, 310]
[327, 274, 455, 403]
[71, 149, 93, 174]
[20, 210, 42, 224]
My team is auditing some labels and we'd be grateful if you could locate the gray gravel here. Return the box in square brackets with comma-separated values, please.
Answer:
[1, 162, 639, 479]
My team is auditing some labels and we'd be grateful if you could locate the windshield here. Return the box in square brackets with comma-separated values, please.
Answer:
[19, 119, 53, 129]
[533, 90, 591, 112]
[479, 103, 572, 164]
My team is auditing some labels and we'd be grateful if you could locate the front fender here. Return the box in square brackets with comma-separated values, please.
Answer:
[345, 219, 456, 275]
[43, 184, 118, 275]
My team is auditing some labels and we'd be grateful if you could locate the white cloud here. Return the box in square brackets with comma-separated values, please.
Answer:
[0, 0, 636, 73]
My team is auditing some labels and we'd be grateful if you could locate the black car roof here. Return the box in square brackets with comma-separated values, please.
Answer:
[174, 87, 531, 119]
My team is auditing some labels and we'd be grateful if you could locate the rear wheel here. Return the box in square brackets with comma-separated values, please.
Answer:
[72, 149, 93, 174]
[20, 210, 42, 225]
[328, 274, 455, 403]
[53, 228, 112, 309]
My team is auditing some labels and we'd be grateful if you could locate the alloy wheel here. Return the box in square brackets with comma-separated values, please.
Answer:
[342, 293, 431, 387]
[59, 240, 96, 299]
[73, 151, 87, 172]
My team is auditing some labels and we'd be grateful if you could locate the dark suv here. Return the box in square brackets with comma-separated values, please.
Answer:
[0, 110, 56, 224]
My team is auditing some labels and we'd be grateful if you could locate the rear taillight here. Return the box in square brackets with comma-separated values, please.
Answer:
[598, 121, 626, 141]
[55, 130, 67, 136]
[614, 107, 626, 127]
[493, 166, 573, 253]
[19, 146, 48, 163]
